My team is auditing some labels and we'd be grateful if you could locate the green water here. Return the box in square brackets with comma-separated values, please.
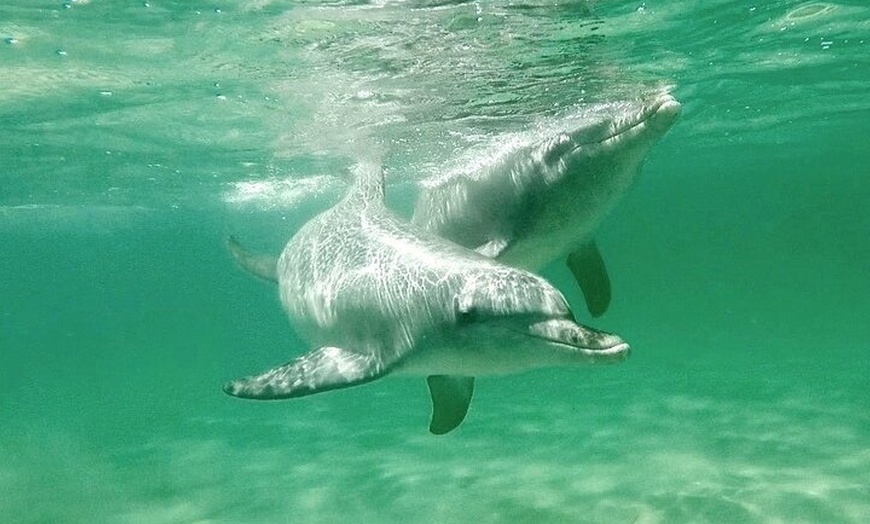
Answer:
[1, 1, 868, 522]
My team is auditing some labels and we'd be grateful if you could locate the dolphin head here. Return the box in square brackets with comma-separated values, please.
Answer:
[541, 92, 682, 191]
[408, 266, 629, 375]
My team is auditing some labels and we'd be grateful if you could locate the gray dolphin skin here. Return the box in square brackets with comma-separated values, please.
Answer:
[412, 93, 681, 317]
[224, 164, 629, 434]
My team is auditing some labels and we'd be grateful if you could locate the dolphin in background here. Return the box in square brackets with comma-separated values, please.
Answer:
[225, 163, 629, 434]
[227, 93, 681, 319]
[412, 92, 681, 317]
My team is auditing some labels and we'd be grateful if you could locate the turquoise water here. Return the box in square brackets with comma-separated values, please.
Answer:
[2, 1, 869, 522]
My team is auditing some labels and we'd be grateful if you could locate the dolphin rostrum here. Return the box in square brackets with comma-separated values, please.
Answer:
[224, 163, 629, 434]
[412, 93, 681, 317]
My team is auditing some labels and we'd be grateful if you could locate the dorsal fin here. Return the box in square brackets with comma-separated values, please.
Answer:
[348, 161, 385, 203]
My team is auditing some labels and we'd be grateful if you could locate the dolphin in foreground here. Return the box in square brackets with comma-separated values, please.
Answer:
[412, 93, 681, 317]
[224, 163, 629, 434]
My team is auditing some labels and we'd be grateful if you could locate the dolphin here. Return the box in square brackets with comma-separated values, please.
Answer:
[412, 93, 681, 317]
[224, 163, 629, 434]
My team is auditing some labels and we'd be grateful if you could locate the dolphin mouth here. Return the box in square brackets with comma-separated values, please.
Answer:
[568, 93, 682, 148]
[523, 319, 631, 363]
[550, 340, 631, 360]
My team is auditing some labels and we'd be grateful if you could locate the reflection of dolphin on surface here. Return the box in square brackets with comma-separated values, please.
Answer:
[412, 93, 681, 317]
[225, 163, 629, 434]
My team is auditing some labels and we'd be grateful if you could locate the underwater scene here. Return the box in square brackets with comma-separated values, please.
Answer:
[1, 1, 868, 522]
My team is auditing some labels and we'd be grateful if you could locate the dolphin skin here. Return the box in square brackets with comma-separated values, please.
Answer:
[412, 93, 681, 317]
[225, 164, 629, 434]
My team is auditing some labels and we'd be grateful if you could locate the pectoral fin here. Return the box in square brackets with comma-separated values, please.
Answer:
[224, 346, 388, 400]
[426, 375, 475, 435]
[227, 235, 279, 283]
[566, 240, 611, 318]
[475, 238, 510, 258]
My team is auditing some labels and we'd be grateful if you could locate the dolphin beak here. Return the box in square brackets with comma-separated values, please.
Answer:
[567, 92, 682, 148]
[645, 94, 682, 133]
[528, 319, 630, 363]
